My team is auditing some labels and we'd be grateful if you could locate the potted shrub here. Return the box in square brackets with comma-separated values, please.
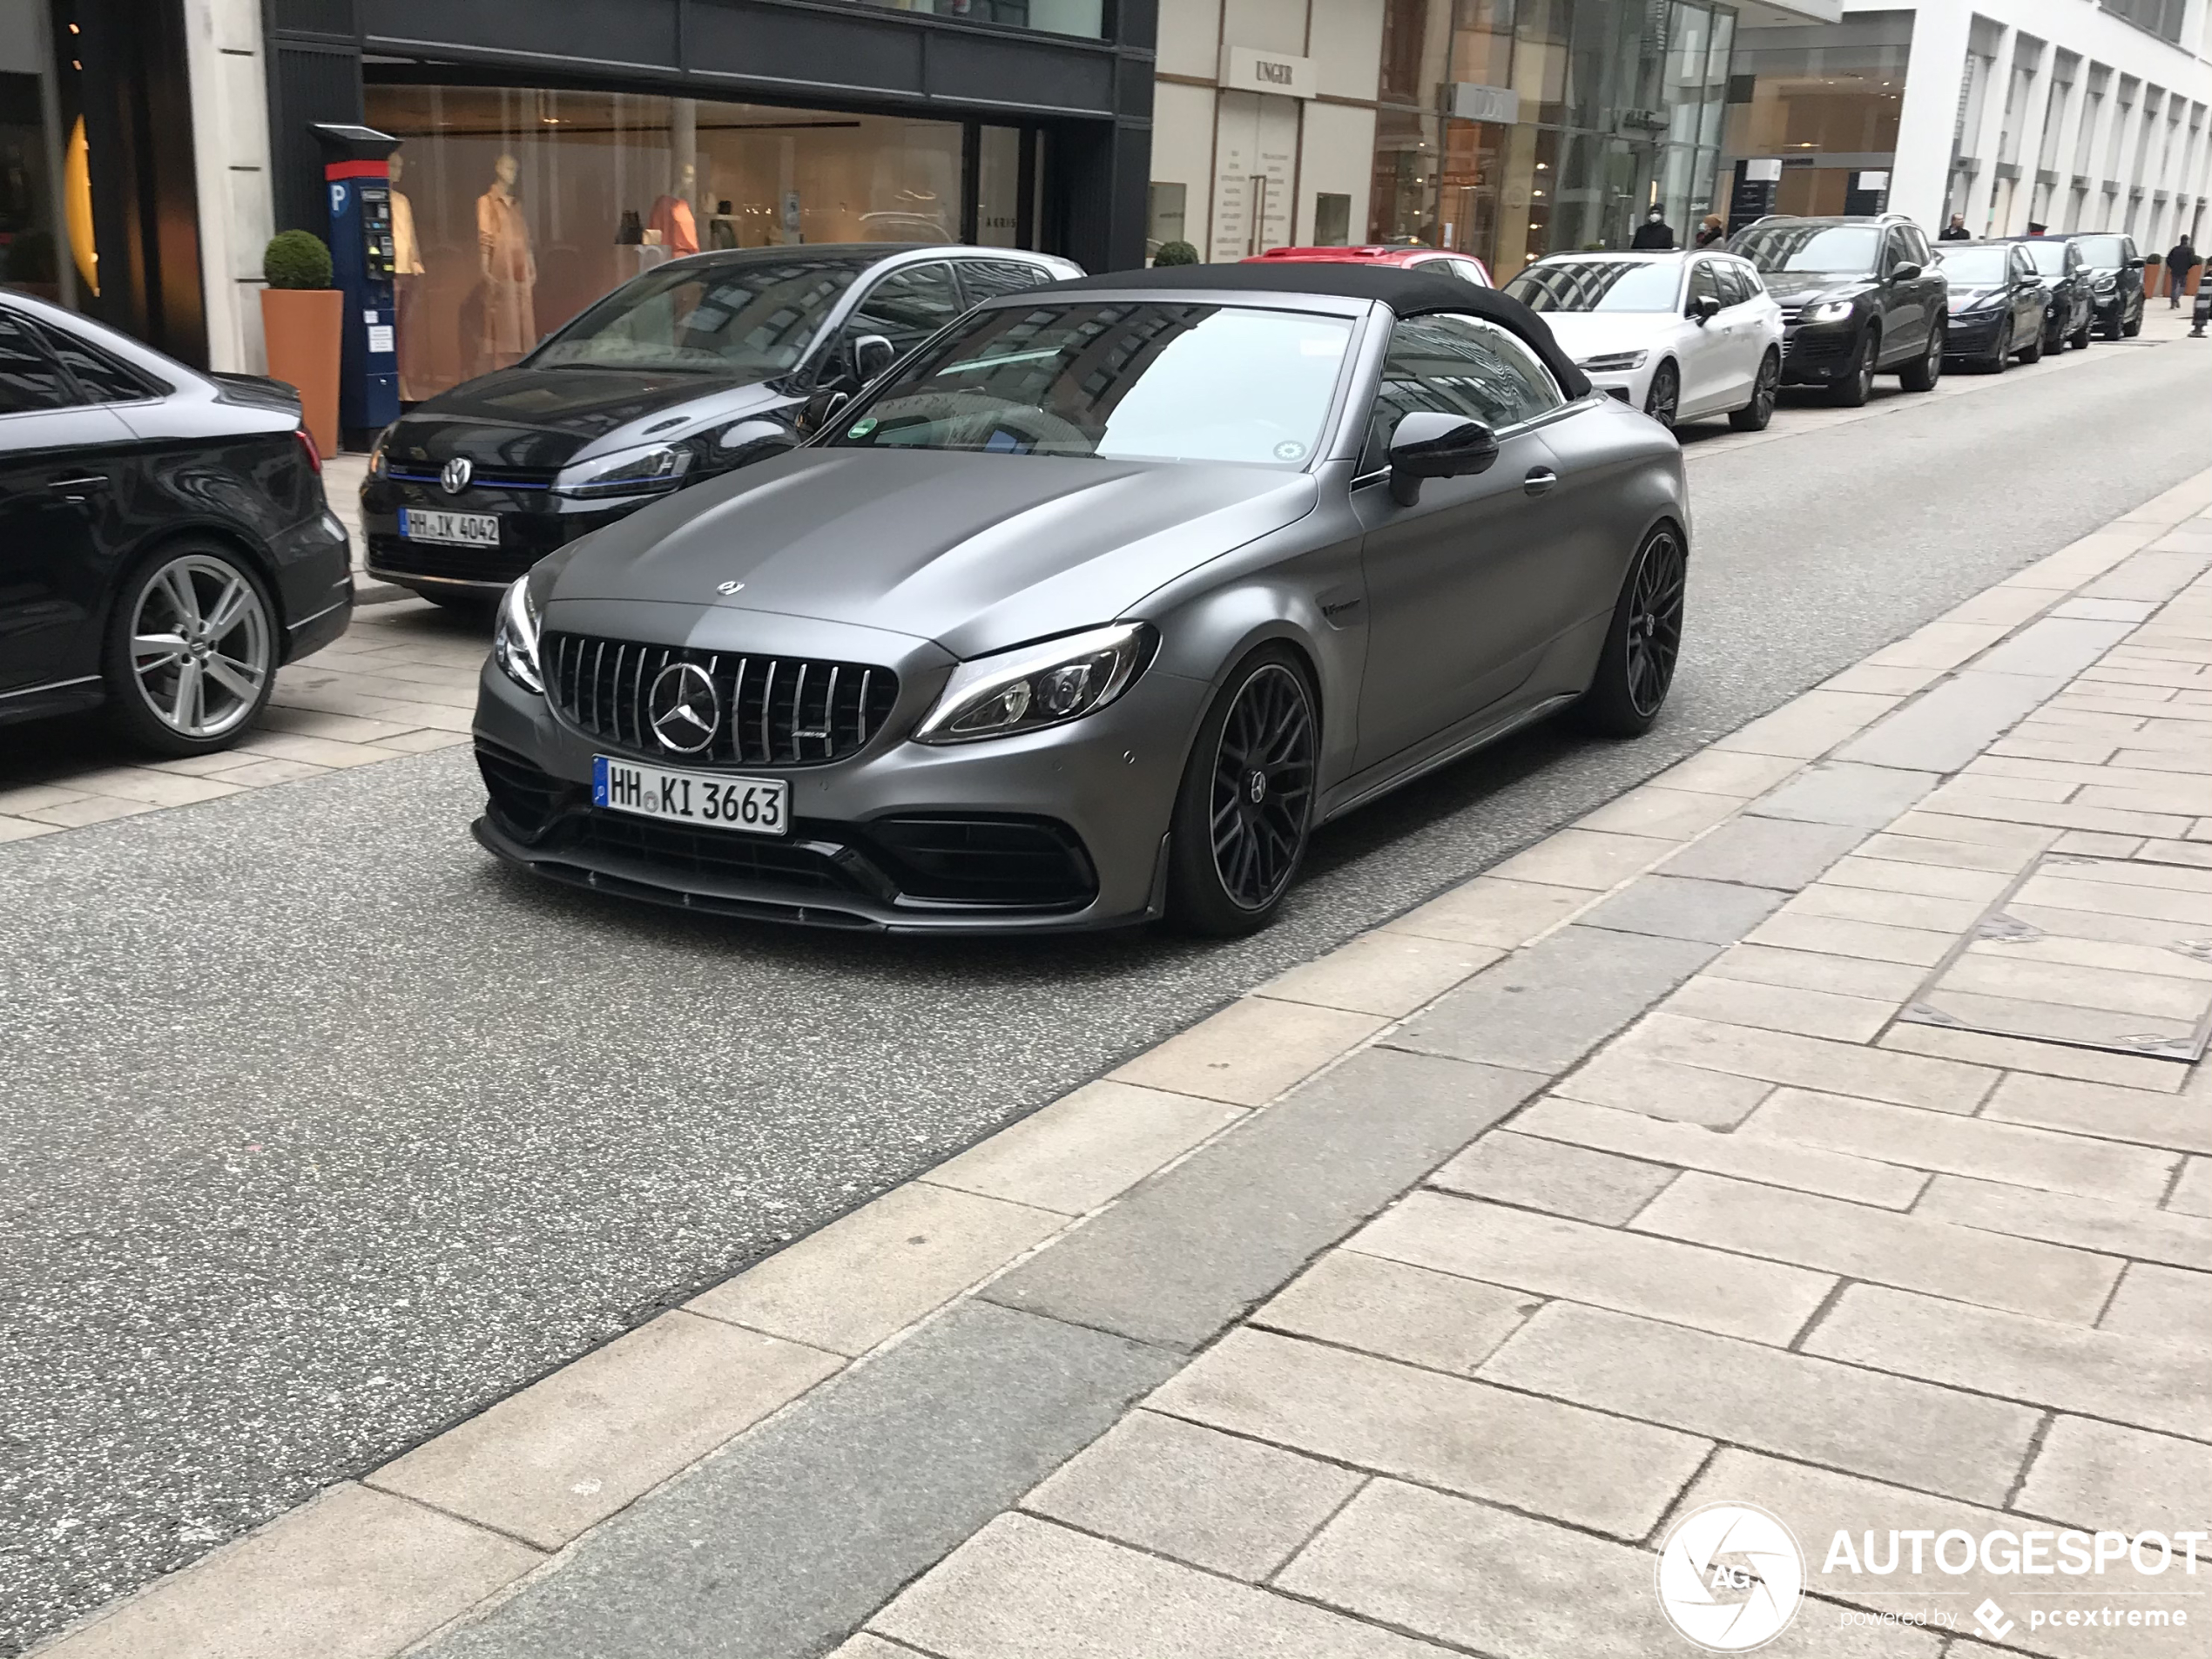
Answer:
[260, 231, 341, 459]
[1151, 239, 1199, 267]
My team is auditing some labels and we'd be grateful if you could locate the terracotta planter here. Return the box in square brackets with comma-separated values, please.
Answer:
[260, 287, 342, 460]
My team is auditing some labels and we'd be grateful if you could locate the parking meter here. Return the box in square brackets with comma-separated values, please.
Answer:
[312, 124, 401, 448]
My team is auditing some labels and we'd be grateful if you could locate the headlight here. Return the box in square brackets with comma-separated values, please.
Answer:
[2092, 275, 2118, 293]
[552, 442, 693, 498]
[494, 577, 543, 694]
[1576, 349, 1648, 372]
[914, 623, 1153, 745]
[1800, 299, 1855, 324]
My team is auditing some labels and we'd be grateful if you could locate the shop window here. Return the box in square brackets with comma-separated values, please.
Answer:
[1146, 181, 1187, 259]
[853, 0, 1103, 38]
[1314, 192, 1352, 246]
[366, 85, 968, 401]
[977, 125, 1023, 248]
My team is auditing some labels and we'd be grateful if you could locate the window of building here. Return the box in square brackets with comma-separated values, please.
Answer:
[1313, 192, 1352, 246]
[850, 0, 1103, 40]
[1146, 182, 1187, 260]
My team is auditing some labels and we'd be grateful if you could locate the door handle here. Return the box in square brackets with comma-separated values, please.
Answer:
[48, 475, 110, 501]
[1523, 468, 1558, 496]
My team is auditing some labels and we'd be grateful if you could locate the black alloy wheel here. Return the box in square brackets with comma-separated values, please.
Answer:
[1643, 360, 1680, 429]
[1898, 321, 1944, 391]
[1730, 350, 1781, 431]
[2123, 311, 2142, 337]
[1981, 317, 2012, 374]
[2070, 311, 2093, 349]
[2103, 306, 2125, 341]
[1575, 524, 1687, 738]
[1831, 327, 1878, 406]
[2017, 316, 2044, 363]
[1165, 649, 1318, 935]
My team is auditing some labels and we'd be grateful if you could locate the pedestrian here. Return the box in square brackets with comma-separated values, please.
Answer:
[2167, 234, 2200, 307]
[1696, 213, 1727, 247]
[1631, 206, 1676, 250]
[1939, 213, 1971, 241]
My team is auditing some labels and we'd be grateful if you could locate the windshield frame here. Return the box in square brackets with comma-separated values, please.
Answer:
[1504, 258, 1688, 314]
[1730, 222, 1884, 277]
[524, 249, 887, 379]
[1935, 246, 2018, 286]
[814, 291, 1378, 471]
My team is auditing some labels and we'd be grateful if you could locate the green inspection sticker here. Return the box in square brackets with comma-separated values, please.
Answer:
[846, 417, 878, 438]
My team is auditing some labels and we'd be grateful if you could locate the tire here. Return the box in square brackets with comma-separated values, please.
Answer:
[2070, 315, 2092, 349]
[103, 540, 280, 758]
[2017, 318, 2043, 363]
[2123, 312, 2142, 338]
[1829, 327, 1877, 406]
[1898, 321, 1944, 391]
[1729, 350, 1780, 431]
[1642, 360, 1680, 429]
[2103, 308, 2124, 341]
[1572, 523, 1688, 739]
[1979, 317, 2011, 374]
[1164, 648, 1318, 936]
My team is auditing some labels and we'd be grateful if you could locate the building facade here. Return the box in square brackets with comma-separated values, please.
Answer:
[1145, 0, 1842, 285]
[1724, 0, 2212, 246]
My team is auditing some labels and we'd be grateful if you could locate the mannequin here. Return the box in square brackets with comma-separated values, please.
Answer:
[476, 153, 537, 370]
[648, 161, 699, 257]
[388, 151, 427, 401]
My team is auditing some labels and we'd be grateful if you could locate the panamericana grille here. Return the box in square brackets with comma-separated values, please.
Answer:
[545, 632, 899, 768]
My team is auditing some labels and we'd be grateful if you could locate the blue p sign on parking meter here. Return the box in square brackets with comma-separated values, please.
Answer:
[312, 124, 401, 448]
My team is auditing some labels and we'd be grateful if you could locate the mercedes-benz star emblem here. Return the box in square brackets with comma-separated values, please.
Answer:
[441, 456, 474, 495]
[648, 662, 720, 754]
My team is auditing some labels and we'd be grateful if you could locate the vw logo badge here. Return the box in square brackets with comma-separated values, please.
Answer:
[441, 456, 474, 495]
[648, 662, 720, 754]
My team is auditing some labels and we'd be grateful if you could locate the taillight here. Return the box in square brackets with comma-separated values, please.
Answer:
[293, 428, 322, 474]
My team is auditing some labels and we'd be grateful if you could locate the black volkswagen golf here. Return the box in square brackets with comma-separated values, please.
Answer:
[0, 292, 350, 754]
[361, 244, 1077, 610]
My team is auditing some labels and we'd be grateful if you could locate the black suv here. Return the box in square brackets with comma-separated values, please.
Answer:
[2056, 233, 2146, 340]
[1730, 214, 1949, 406]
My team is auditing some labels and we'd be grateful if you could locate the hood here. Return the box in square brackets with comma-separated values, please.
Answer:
[1946, 282, 2017, 311]
[549, 448, 1319, 660]
[1534, 310, 1676, 362]
[384, 368, 785, 474]
[1757, 270, 1874, 305]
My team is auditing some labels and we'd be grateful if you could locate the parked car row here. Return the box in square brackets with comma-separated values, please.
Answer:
[0, 213, 2148, 936]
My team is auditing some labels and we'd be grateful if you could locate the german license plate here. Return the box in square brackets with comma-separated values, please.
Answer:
[400, 507, 500, 547]
[592, 755, 789, 837]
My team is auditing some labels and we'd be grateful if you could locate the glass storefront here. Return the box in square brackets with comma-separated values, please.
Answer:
[0, 0, 77, 310]
[854, 0, 1104, 39]
[1722, 14, 1912, 219]
[1372, 0, 1735, 283]
[365, 84, 1034, 401]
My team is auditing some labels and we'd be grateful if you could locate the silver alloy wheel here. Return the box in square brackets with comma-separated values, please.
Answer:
[130, 554, 273, 739]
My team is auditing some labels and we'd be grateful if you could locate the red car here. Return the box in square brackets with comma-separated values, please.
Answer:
[1244, 244, 1494, 287]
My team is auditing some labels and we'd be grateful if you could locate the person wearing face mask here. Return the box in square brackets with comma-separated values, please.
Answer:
[1695, 213, 1726, 248]
[1631, 205, 1676, 250]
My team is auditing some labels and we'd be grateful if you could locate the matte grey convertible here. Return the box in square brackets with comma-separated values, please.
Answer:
[470, 264, 1689, 934]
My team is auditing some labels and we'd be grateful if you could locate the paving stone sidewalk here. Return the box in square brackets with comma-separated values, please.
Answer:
[31, 472, 2212, 1659]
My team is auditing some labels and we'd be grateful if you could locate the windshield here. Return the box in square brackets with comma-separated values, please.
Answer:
[2020, 240, 2068, 275]
[826, 302, 1355, 467]
[1506, 260, 1682, 313]
[2071, 235, 2128, 268]
[531, 255, 869, 374]
[1936, 246, 2014, 285]
[1733, 225, 1880, 275]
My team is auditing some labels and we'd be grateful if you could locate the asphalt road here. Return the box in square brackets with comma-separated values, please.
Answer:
[7, 335, 2212, 1654]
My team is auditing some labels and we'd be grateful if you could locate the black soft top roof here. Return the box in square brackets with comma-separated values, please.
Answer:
[1035, 262, 1591, 401]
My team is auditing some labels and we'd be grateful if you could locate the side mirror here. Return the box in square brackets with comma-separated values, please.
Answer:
[1887, 260, 1922, 282]
[797, 388, 850, 436]
[850, 334, 897, 384]
[2128, 255, 2148, 270]
[1690, 294, 1722, 323]
[1387, 411, 1500, 506]
[717, 417, 798, 466]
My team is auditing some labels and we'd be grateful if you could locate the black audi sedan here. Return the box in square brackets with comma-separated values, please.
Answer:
[2057, 233, 2147, 339]
[1730, 214, 1948, 406]
[2003, 234, 2095, 351]
[0, 292, 350, 754]
[1933, 241, 2050, 370]
[361, 244, 1079, 610]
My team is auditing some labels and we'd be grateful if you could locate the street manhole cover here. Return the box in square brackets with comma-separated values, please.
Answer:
[1899, 853, 2212, 1061]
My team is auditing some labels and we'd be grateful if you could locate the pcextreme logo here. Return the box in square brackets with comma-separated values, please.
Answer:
[1656, 1502, 1805, 1651]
